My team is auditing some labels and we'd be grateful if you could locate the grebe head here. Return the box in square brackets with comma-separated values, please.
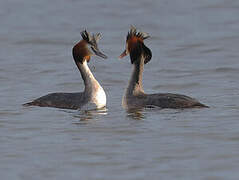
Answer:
[73, 30, 107, 63]
[119, 26, 152, 64]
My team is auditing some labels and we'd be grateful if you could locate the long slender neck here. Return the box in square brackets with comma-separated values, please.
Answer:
[75, 60, 101, 93]
[126, 55, 145, 95]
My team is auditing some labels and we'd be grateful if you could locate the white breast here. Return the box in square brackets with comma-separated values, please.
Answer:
[94, 87, 106, 108]
[80, 87, 106, 111]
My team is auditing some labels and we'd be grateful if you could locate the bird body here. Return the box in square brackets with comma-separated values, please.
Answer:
[24, 30, 107, 110]
[120, 26, 208, 109]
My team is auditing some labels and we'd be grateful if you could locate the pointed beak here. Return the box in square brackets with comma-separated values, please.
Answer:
[91, 46, 107, 59]
[119, 50, 128, 59]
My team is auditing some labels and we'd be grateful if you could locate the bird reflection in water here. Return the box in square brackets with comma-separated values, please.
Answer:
[126, 105, 165, 120]
[126, 107, 146, 120]
[71, 107, 108, 124]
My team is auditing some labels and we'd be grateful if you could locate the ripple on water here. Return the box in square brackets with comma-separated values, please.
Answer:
[14, 38, 71, 46]
[153, 82, 200, 90]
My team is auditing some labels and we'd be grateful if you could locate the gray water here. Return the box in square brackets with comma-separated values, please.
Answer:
[1, 0, 239, 179]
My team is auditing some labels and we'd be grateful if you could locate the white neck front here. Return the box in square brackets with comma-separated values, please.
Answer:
[78, 61, 98, 91]
[76, 60, 106, 108]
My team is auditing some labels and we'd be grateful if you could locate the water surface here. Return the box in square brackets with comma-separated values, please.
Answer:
[0, 0, 239, 179]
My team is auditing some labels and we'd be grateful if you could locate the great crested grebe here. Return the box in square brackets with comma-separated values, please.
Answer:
[119, 26, 208, 109]
[24, 30, 107, 110]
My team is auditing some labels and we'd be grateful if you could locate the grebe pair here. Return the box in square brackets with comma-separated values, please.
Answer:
[24, 27, 208, 110]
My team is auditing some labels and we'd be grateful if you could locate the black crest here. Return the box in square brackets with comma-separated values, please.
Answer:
[127, 26, 152, 64]
[126, 26, 150, 41]
[81, 30, 91, 43]
[80, 30, 101, 46]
